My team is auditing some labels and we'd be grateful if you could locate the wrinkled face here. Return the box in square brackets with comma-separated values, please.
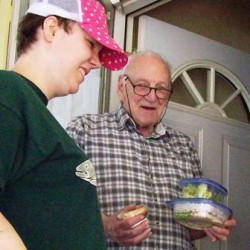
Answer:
[117, 54, 172, 136]
[47, 20, 103, 98]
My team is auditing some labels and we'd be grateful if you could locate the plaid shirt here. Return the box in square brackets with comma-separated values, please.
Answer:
[67, 105, 202, 250]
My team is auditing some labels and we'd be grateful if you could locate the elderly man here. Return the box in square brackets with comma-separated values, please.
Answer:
[0, 0, 127, 249]
[67, 51, 236, 249]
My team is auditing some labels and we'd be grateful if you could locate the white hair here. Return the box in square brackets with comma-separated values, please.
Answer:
[122, 50, 171, 75]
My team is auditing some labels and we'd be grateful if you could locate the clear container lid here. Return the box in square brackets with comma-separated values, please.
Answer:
[180, 177, 228, 196]
[167, 198, 233, 215]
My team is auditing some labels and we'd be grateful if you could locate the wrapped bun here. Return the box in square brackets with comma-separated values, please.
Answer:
[118, 205, 148, 219]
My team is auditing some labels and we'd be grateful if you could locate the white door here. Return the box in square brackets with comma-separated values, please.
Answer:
[165, 106, 250, 250]
[136, 14, 250, 250]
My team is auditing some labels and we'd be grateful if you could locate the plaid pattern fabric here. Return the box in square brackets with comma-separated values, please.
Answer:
[67, 105, 202, 250]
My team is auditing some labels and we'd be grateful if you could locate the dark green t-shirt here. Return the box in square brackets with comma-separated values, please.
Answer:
[0, 71, 106, 249]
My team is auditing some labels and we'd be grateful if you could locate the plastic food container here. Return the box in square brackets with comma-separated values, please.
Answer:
[180, 178, 228, 203]
[167, 198, 233, 230]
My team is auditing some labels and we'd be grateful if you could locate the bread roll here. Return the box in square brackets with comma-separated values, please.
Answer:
[118, 205, 148, 219]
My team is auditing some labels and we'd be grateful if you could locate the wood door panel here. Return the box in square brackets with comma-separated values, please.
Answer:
[223, 136, 250, 250]
[164, 107, 250, 250]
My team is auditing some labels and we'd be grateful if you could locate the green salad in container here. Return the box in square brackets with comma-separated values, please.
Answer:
[180, 178, 228, 203]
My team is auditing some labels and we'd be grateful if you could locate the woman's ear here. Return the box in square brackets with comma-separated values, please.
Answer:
[42, 16, 59, 42]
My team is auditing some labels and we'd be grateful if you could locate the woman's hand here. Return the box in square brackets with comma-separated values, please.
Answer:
[0, 213, 27, 250]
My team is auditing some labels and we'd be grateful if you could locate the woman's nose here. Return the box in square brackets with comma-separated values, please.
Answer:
[90, 51, 102, 69]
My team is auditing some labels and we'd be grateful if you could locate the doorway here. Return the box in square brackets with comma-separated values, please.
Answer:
[110, 2, 250, 249]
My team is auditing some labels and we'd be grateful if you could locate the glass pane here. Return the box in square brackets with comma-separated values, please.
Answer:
[224, 95, 250, 123]
[171, 77, 196, 107]
[187, 68, 207, 101]
[215, 73, 237, 105]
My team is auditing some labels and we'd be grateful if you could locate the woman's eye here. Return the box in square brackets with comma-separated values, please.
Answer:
[87, 40, 94, 49]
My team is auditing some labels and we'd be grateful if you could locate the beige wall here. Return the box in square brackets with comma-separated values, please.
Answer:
[0, 1, 12, 69]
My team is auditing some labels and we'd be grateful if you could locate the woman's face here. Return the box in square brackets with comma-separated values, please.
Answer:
[48, 21, 102, 98]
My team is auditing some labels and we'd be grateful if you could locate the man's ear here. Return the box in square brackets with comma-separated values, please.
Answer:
[117, 75, 126, 101]
[42, 16, 60, 42]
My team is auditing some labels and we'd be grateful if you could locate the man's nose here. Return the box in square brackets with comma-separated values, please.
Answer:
[146, 88, 158, 101]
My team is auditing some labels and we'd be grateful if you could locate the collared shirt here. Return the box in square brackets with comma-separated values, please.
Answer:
[67, 105, 202, 250]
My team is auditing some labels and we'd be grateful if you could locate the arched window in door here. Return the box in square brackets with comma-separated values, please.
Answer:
[171, 60, 250, 124]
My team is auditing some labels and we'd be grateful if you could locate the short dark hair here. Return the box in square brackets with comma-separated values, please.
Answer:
[16, 14, 73, 57]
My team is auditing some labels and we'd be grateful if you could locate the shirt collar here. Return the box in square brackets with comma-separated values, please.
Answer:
[116, 105, 134, 131]
[14, 72, 48, 105]
[115, 104, 168, 138]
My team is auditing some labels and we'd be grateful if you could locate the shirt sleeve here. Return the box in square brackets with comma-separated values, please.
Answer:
[66, 117, 86, 149]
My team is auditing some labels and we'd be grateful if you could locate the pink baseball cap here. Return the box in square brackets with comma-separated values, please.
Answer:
[26, 0, 128, 71]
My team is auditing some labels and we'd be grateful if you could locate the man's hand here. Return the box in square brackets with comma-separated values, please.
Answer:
[102, 205, 152, 246]
[204, 218, 236, 242]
